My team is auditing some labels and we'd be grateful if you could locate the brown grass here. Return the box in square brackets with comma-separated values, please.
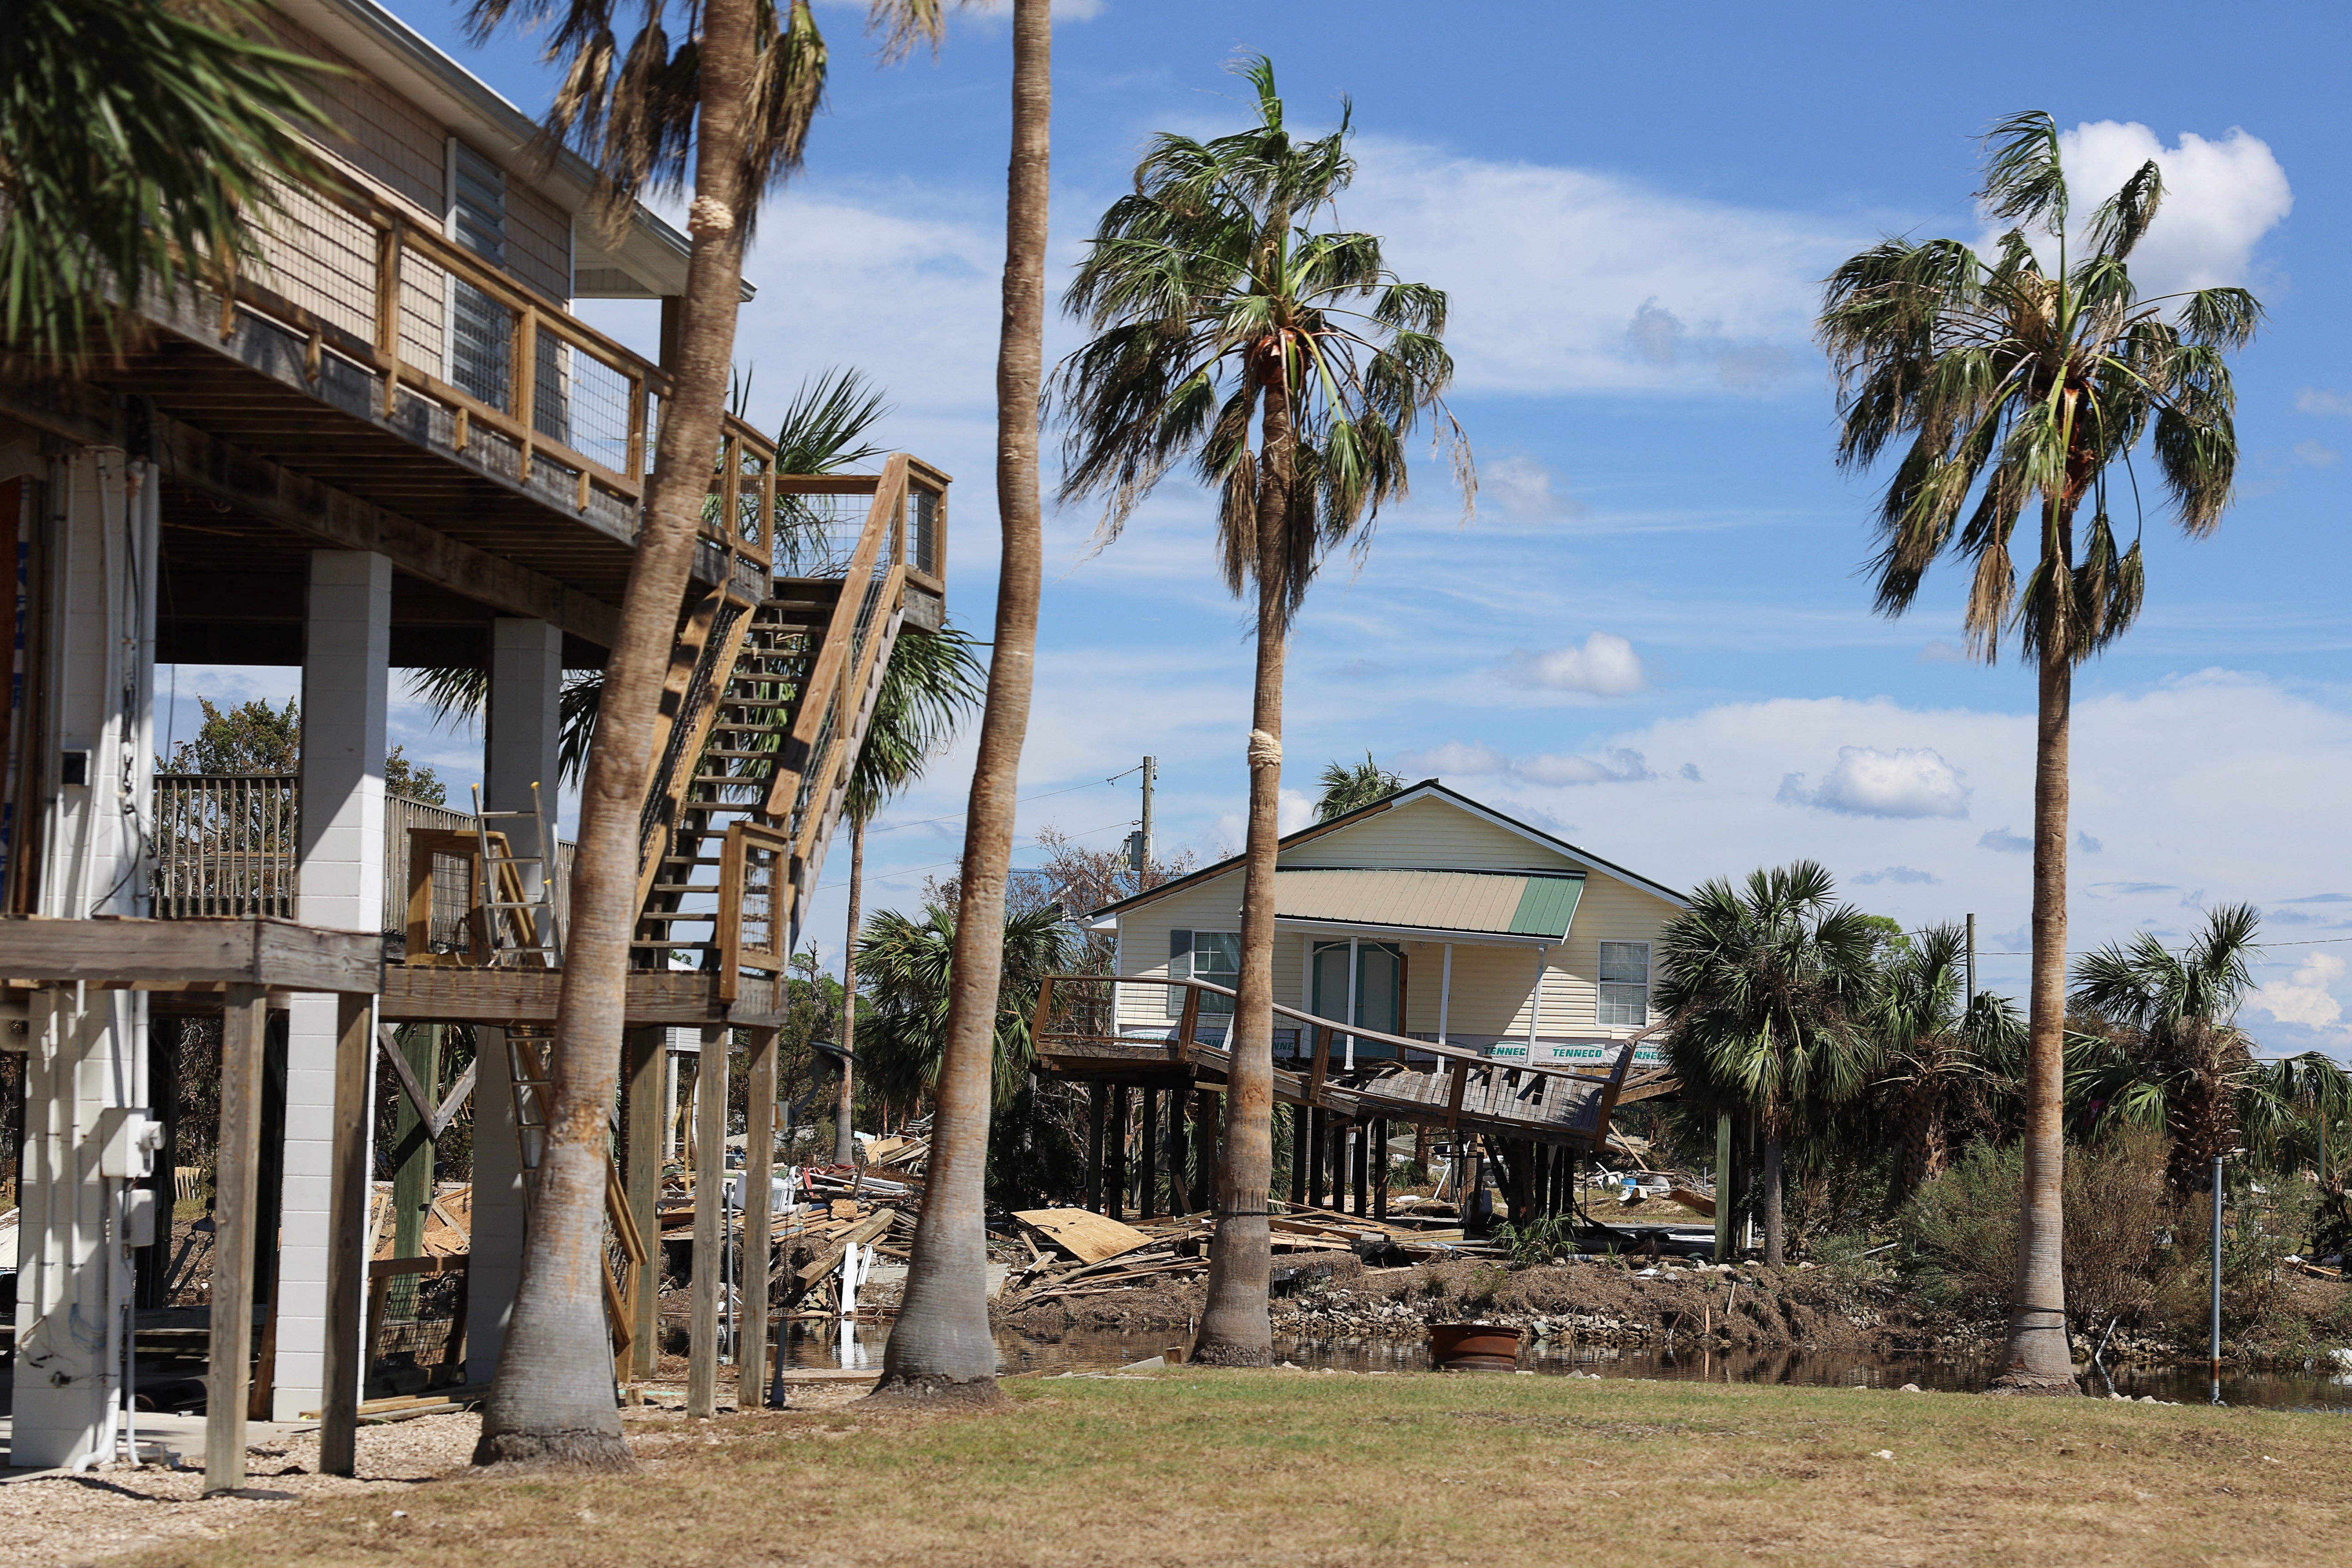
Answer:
[93, 1370, 2352, 1568]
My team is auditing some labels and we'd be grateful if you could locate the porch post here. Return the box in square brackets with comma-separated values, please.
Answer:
[1106, 1083, 1128, 1222]
[279, 548, 390, 1422]
[1345, 936, 1359, 1071]
[1528, 944, 1546, 1056]
[1288, 1103, 1307, 1208]
[1306, 1107, 1325, 1208]
[1438, 944, 1452, 1045]
[1139, 1086, 1159, 1220]
[1085, 1084, 1105, 1213]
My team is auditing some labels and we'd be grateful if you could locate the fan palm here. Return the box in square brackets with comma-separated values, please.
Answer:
[1053, 55, 1470, 1365]
[1817, 111, 2260, 1391]
[460, 0, 922, 1469]
[1871, 923, 2027, 1207]
[855, 902, 1070, 1109]
[1655, 861, 1882, 1265]
[2068, 903, 2262, 1194]
[1313, 751, 1402, 821]
[0, 0, 328, 367]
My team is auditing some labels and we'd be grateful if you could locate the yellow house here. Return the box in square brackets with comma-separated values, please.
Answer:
[1088, 781, 1686, 1073]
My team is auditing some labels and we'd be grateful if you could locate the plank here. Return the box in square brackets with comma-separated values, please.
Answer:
[1011, 1208, 1156, 1265]
[318, 994, 374, 1476]
[0, 916, 381, 991]
[204, 986, 267, 1497]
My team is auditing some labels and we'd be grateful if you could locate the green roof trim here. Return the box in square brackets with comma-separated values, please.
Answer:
[1507, 874, 1584, 938]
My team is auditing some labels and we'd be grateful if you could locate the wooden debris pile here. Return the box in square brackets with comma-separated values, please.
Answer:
[995, 1205, 1505, 1308]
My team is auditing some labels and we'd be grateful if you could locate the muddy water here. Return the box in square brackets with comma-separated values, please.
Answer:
[781, 1321, 2352, 1411]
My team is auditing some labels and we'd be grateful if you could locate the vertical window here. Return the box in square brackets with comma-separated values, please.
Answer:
[1597, 940, 1650, 1027]
[1191, 931, 1241, 1015]
[446, 140, 511, 410]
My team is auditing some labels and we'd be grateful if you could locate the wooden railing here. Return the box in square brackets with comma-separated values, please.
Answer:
[150, 774, 574, 939]
[220, 173, 786, 572]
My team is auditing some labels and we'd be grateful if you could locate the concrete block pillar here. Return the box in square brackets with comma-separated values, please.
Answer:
[459, 619, 562, 1385]
[10, 450, 157, 1468]
[275, 550, 390, 1421]
[466, 1026, 524, 1384]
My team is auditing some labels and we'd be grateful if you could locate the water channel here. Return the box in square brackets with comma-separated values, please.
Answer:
[779, 1322, 2352, 1411]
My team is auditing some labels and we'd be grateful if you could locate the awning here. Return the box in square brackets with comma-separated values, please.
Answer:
[1272, 868, 1584, 941]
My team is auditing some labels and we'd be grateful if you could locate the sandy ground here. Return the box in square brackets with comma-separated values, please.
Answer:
[0, 1385, 870, 1568]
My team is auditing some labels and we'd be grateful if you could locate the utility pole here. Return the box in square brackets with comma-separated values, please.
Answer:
[1128, 756, 1156, 881]
[1965, 913, 1977, 1004]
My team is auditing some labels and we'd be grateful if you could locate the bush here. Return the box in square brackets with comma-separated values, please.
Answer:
[1897, 1130, 2175, 1332]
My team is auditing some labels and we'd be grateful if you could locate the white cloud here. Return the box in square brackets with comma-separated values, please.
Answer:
[1485, 455, 1583, 520]
[2249, 953, 2347, 1032]
[1779, 746, 1971, 819]
[2299, 388, 2352, 416]
[1505, 633, 1648, 696]
[2294, 441, 2340, 468]
[1409, 739, 1510, 776]
[2045, 121, 2292, 295]
[1515, 748, 1653, 786]
[2077, 831, 2104, 854]
[1854, 866, 1940, 886]
[1346, 137, 1855, 396]
[1978, 826, 2033, 853]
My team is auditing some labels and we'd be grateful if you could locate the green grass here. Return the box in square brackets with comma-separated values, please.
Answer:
[127, 1370, 2352, 1566]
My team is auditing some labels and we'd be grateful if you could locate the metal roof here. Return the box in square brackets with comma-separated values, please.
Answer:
[1273, 867, 1585, 940]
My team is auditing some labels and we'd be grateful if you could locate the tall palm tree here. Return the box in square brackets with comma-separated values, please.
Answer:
[1053, 56, 1469, 1366]
[2068, 903, 2262, 1194]
[1871, 923, 2027, 1208]
[1817, 111, 2260, 1391]
[1655, 862, 1881, 1265]
[834, 623, 988, 1166]
[872, 0, 1049, 1406]
[462, 0, 840, 1469]
[1313, 751, 1401, 821]
[855, 901, 1071, 1110]
[1, 0, 326, 367]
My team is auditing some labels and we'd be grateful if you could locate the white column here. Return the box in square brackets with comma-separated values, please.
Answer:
[485, 617, 563, 919]
[1344, 936, 1359, 1071]
[1438, 944, 1453, 1046]
[466, 1027, 524, 1383]
[276, 550, 390, 1421]
[11, 452, 156, 1468]
[1528, 945, 1546, 1056]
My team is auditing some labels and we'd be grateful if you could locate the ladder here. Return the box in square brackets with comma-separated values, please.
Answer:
[468, 780, 564, 969]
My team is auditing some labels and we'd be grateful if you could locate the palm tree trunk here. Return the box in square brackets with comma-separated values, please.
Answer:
[870, 0, 1048, 1404]
[836, 816, 864, 1167]
[1193, 376, 1296, 1370]
[1993, 636, 2079, 1392]
[1761, 1132, 1784, 1266]
[471, 0, 756, 1470]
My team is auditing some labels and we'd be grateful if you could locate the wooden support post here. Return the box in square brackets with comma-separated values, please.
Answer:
[1714, 1113, 1734, 1264]
[1309, 1024, 1332, 1106]
[1298, 1105, 1317, 1213]
[1085, 1083, 1106, 1215]
[1353, 1122, 1370, 1216]
[1166, 1090, 1190, 1215]
[687, 1025, 729, 1417]
[1373, 1118, 1389, 1220]
[388, 1025, 438, 1319]
[1139, 1086, 1160, 1220]
[623, 1027, 663, 1379]
[1106, 1084, 1129, 1222]
[205, 986, 268, 1496]
[1306, 1107, 1326, 1209]
[1194, 1090, 1219, 1211]
[736, 1027, 778, 1410]
[1414, 1123, 1430, 1184]
[319, 993, 375, 1477]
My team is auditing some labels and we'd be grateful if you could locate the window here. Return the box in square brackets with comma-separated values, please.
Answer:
[1166, 929, 1241, 1016]
[1597, 940, 1650, 1027]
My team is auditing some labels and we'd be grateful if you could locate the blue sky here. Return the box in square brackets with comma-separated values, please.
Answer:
[167, 1, 2352, 1050]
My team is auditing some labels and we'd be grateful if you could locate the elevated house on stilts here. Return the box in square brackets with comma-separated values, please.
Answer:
[0, 0, 942, 1485]
[1039, 782, 1683, 1228]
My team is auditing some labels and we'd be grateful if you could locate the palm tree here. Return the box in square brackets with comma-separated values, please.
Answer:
[1313, 752, 1401, 821]
[1, 0, 326, 367]
[1655, 862, 1881, 1265]
[1871, 923, 2027, 1208]
[461, 0, 841, 1470]
[1817, 112, 2260, 1391]
[834, 623, 988, 1166]
[871, 0, 1049, 1408]
[1052, 56, 1469, 1366]
[2068, 904, 2262, 1194]
[856, 902, 1071, 1110]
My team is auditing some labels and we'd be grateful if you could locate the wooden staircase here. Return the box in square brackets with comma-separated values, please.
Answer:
[629, 454, 948, 1000]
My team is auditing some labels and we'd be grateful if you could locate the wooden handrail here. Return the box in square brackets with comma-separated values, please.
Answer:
[1039, 972, 1666, 1086]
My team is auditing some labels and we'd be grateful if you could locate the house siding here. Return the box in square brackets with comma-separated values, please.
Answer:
[1111, 792, 1681, 1045]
